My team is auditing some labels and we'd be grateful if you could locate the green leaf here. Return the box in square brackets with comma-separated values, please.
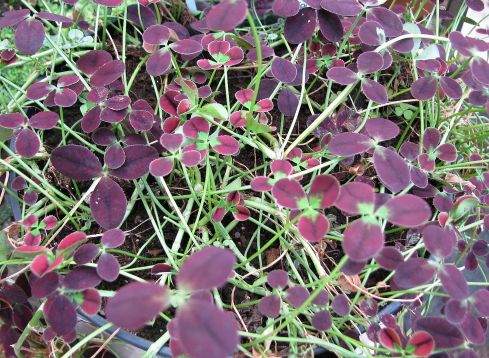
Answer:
[0, 127, 13, 143]
[199, 103, 228, 121]
[450, 196, 479, 221]
[461, 16, 478, 26]
[225, 178, 242, 191]
[403, 23, 422, 55]
[404, 109, 413, 119]
[246, 118, 272, 134]
[415, 44, 441, 60]
[180, 80, 199, 107]
[0, 230, 11, 262]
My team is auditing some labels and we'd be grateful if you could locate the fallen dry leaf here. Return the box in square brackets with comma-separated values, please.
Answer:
[265, 248, 280, 265]
[338, 274, 362, 293]
[445, 173, 476, 190]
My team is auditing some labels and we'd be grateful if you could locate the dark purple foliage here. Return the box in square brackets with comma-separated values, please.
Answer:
[267, 270, 289, 289]
[422, 225, 456, 258]
[393, 258, 435, 289]
[177, 247, 236, 291]
[173, 300, 239, 358]
[327, 66, 358, 85]
[90, 177, 127, 230]
[357, 51, 384, 74]
[286, 286, 310, 308]
[104, 144, 125, 169]
[383, 195, 431, 227]
[335, 182, 375, 215]
[73, 244, 99, 265]
[258, 295, 281, 317]
[205, 0, 247, 31]
[63, 267, 101, 290]
[414, 317, 464, 349]
[31, 272, 59, 299]
[272, 178, 306, 209]
[367, 7, 403, 37]
[101, 229, 125, 248]
[44, 295, 77, 335]
[96, 253, 120, 282]
[15, 19, 45, 55]
[51, 145, 102, 180]
[277, 89, 299, 116]
[359, 21, 385, 46]
[271, 57, 297, 83]
[473, 289, 489, 316]
[15, 129, 40, 158]
[321, 0, 361, 16]
[328, 132, 374, 156]
[106, 281, 169, 330]
[445, 299, 467, 324]
[298, 213, 330, 242]
[284, 8, 317, 44]
[343, 219, 384, 262]
[460, 314, 486, 345]
[362, 79, 388, 104]
[331, 294, 350, 316]
[439, 264, 469, 300]
[365, 118, 400, 141]
[375, 247, 403, 270]
[109, 145, 158, 180]
[311, 310, 332, 331]
[90, 60, 125, 87]
[359, 299, 378, 317]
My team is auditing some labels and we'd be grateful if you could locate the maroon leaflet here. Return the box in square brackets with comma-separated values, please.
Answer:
[267, 270, 289, 289]
[205, 0, 248, 31]
[258, 295, 281, 318]
[105, 281, 169, 330]
[90, 177, 127, 230]
[414, 317, 464, 349]
[51, 145, 102, 180]
[177, 247, 236, 291]
[343, 219, 384, 262]
[172, 300, 239, 358]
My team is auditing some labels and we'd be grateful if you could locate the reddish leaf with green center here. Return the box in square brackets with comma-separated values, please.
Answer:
[335, 182, 375, 215]
[31, 255, 63, 277]
[212, 135, 240, 156]
[308, 174, 340, 209]
[57, 231, 87, 252]
[343, 219, 384, 262]
[297, 213, 330, 242]
[382, 194, 431, 227]
[80, 288, 101, 316]
[272, 178, 307, 209]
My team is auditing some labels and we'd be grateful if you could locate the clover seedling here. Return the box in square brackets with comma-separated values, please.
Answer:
[106, 247, 239, 358]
